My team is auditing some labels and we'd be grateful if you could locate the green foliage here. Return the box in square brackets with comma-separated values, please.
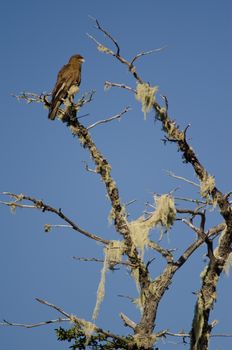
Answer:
[55, 327, 135, 350]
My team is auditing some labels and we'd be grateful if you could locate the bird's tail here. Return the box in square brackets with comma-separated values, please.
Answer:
[48, 101, 60, 120]
[48, 108, 57, 120]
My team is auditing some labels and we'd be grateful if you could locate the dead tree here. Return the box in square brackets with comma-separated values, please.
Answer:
[1, 20, 232, 350]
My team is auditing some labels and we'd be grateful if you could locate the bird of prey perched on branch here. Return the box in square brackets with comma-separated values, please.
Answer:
[48, 54, 85, 120]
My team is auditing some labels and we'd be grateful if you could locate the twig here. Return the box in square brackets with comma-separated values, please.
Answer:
[82, 161, 97, 174]
[120, 313, 136, 330]
[163, 330, 232, 339]
[175, 223, 225, 268]
[87, 106, 131, 130]
[1, 318, 68, 328]
[48, 224, 72, 229]
[73, 256, 135, 268]
[35, 298, 71, 318]
[167, 171, 199, 187]
[130, 46, 167, 65]
[12, 92, 51, 105]
[148, 240, 173, 263]
[181, 218, 203, 237]
[125, 199, 137, 207]
[174, 196, 207, 205]
[104, 81, 136, 93]
[94, 17, 121, 56]
[88, 19, 144, 83]
[0, 201, 36, 209]
[2, 297, 128, 345]
[1, 192, 109, 245]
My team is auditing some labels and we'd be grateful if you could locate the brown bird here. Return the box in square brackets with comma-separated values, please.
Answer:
[48, 54, 85, 120]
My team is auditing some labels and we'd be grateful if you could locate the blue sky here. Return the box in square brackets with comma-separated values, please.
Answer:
[1, 0, 232, 349]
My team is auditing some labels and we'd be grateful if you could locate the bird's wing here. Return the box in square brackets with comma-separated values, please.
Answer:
[51, 64, 71, 100]
[48, 61, 82, 120]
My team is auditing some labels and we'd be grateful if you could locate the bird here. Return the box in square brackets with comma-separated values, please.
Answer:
[48, 54, 85, 120]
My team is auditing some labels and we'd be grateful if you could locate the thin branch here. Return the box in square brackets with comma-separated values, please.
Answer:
[1, 192, 109, 245]
[87, 106, 131, 130]
[174, 196, 207, 205]
[181, 218, 203, 237]
[124, 199, 137, 207]
[163, 330, 232, 339]
[73, 256, 135, 268]
[35, 298, 71, 318]
[94, 17, 121, 56]
[175, 223, 225, 268]
[167, 171, 199, 187]
[0, 201, 36, 209]
[47, 224, 72, 229]
[177, 208, 206, 217]
[88, 19, 144, 83]
[148, 240, 174, 263]
[130, 46, 167, 65]
[13, 91, 51, 106]
[104, 81, 136, 93]
[82, 161, 98, 174]
[1, 318, 69, 328]
[34, 298, 129, 345]
[120, 313, 136, 330]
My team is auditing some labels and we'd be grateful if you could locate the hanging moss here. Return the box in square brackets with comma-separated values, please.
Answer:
[92, 240, 125, 320]
[153, 194, 176, 229]
[192, 299, 205, 348]
[128, 195, 176, 258]
[135, 83, 158, 119]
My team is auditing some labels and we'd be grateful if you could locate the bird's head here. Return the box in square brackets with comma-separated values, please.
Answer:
[69, 54, 85, 64]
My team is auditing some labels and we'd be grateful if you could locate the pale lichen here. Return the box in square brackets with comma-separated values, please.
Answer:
[135, 83, 158, 119]
[92, 240, 125, 320]
[128, 195, 176, 257]
[192, 298, 204, 348]
[133, 334, 157, 349]
[97, 45, 114, 55]
[223, 252, 232, 276]
[44, 224, 52, 233]
[200, 173, 215, 199]
[10, 203, 16, 214]
[153, 194, 176, 229]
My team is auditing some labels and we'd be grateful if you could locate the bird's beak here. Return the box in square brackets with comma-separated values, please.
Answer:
[80, 58, 85, 63]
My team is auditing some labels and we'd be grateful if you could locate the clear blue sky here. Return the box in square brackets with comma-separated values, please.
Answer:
[1, 0, 232, 349]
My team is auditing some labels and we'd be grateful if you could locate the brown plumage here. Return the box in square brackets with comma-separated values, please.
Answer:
[48, 54, 85, 120]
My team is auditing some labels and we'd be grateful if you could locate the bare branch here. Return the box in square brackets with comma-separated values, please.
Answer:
[1, 192, 109, 245]
[93, 17, 121, 56]
[130, 46, 167, 65]
[167, 171, 199, 187]
[148, 240, 174, 263]
[120, 313, 136, 330]
[35, 298, 71, 318]
[35, 298, 132, 347]
[0, 318, 69, 328]
[82, 161, 98, 174]
[104, 81, 136, 93]
[87, 106, 131, 130]
[73, 256, 135, 268]
[0, 201, 36, 209]
[88, 20, 144, 83]
[174, 196, 207, 205]
[162, 330, 232, 339]
[175, 223, 225, 268]
[12, 91, 51, 106]
[181, 218, 203, 237]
